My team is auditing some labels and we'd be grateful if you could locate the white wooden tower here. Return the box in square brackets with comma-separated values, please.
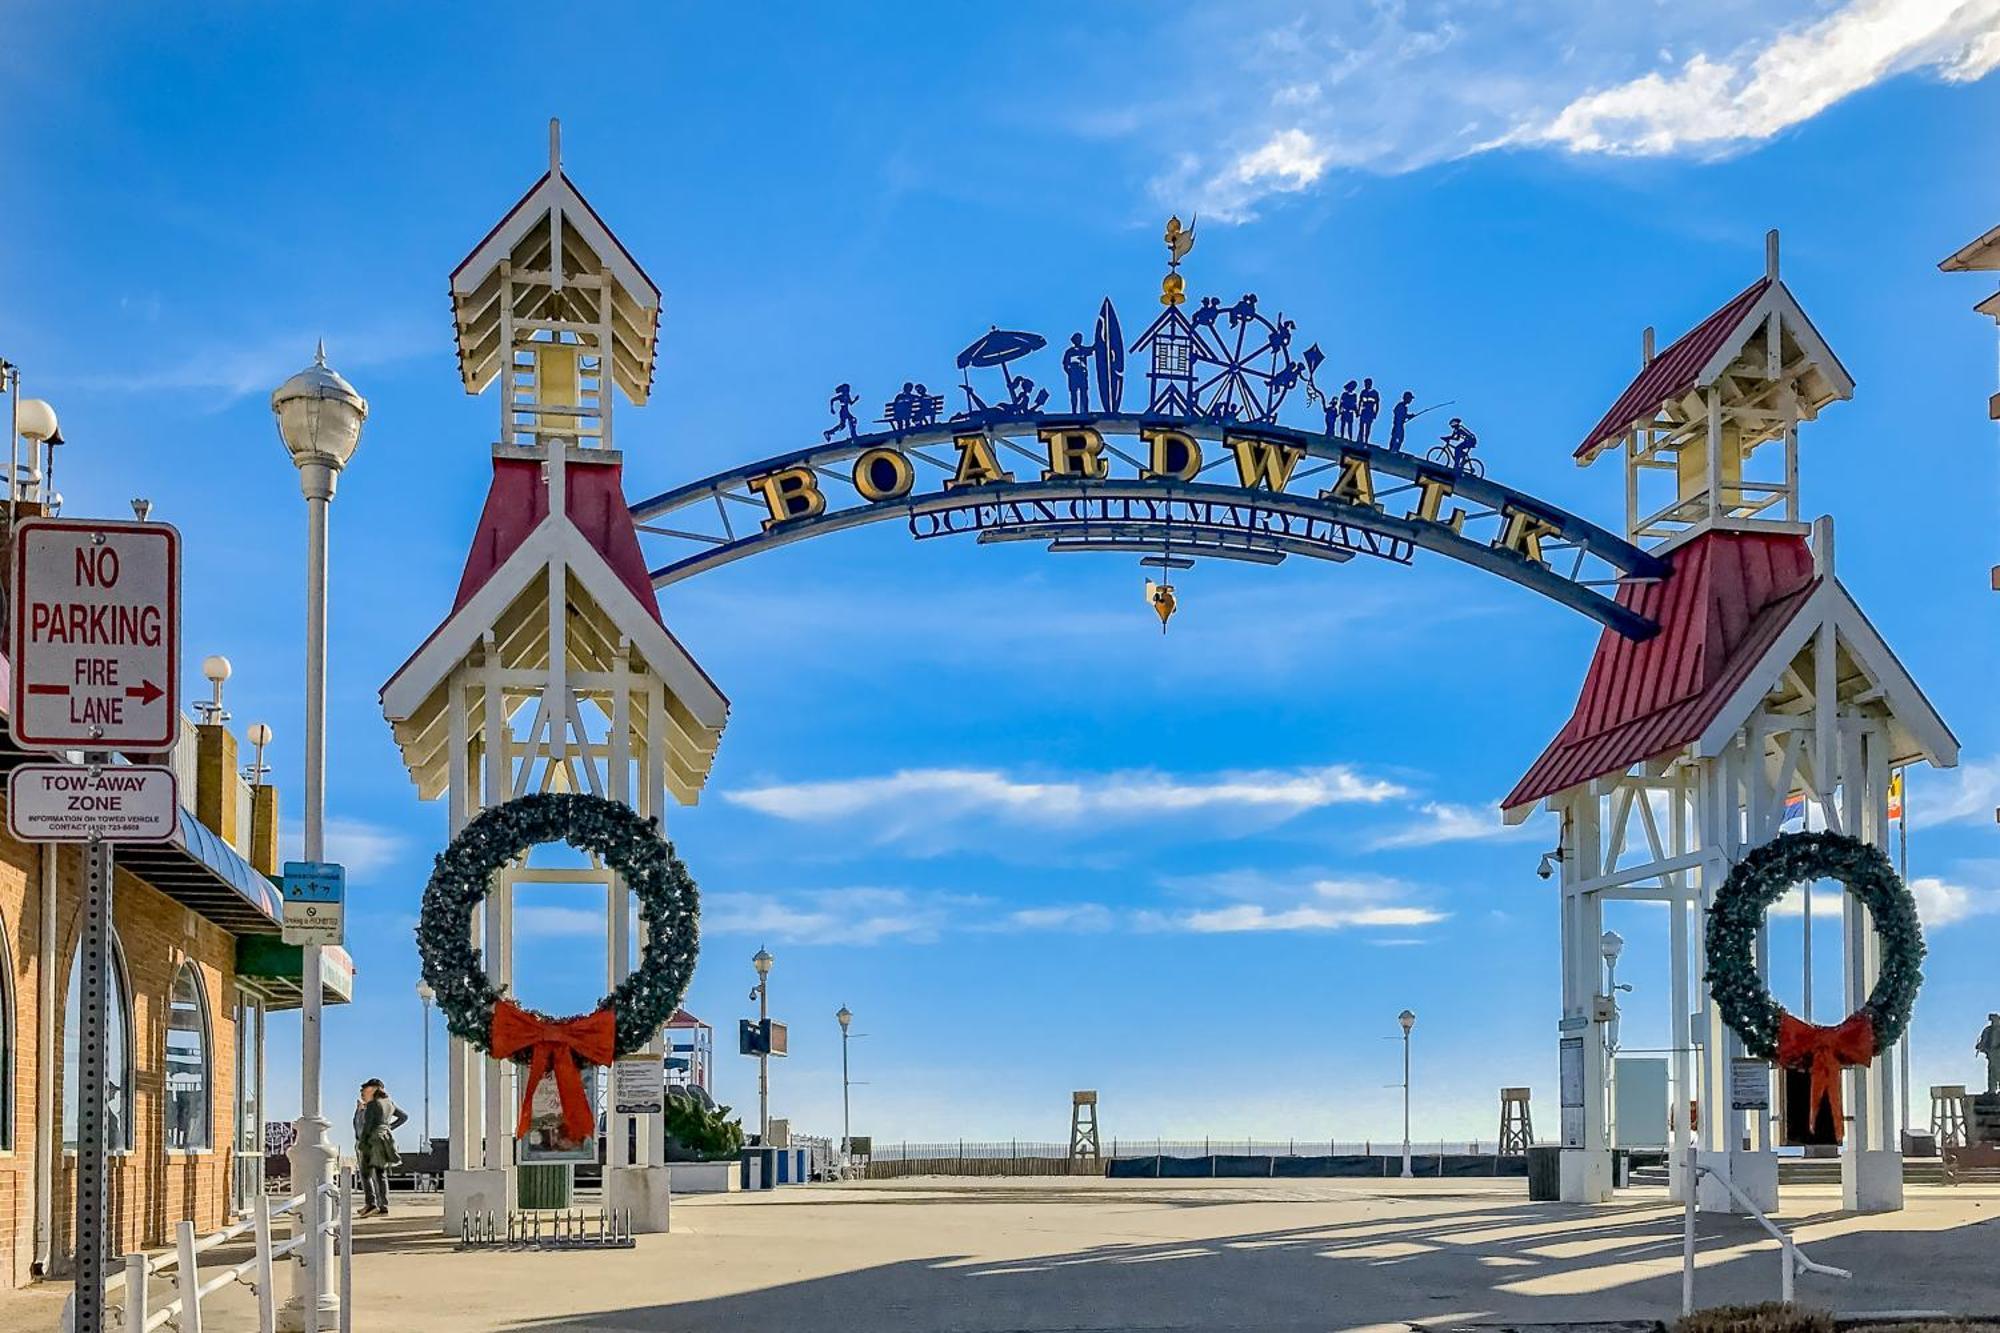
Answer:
[381, 123, 729, 1232]
[1505, 233, 1956, 1213]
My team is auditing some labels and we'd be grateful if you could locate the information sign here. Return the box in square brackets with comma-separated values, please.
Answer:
[612, 1057, 666, 1116]
[7, 763, 178, 843]
[281, 860, 346, 946]
[1730, 1057, 1773, 1112]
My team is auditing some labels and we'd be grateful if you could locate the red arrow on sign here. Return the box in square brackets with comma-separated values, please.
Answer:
[23, 680, 164, 704]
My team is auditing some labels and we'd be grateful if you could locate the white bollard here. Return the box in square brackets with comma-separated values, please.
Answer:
[1681, 1143, 1698, 1316]
[124, 1253, 150, 1333]
[176, 1220, 205, 1333]
[254, 1195, 277, 1333]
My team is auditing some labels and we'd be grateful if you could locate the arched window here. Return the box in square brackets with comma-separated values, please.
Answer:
[63, 933, 134, 1153]
[165, 963, 212, 1150]
[0, 910, 14, 1152]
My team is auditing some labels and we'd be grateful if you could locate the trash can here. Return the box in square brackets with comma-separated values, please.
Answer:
[1526, 1146, 1561, 1201]
[517, 1163, 572, 1209]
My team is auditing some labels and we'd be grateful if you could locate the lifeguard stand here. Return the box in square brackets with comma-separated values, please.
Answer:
[381, 123, 729, 1233]
[1505, 233, 1957, 1213]
[1498, 1088, 1534, 1156]
[1069, 1091, 1101, 1165]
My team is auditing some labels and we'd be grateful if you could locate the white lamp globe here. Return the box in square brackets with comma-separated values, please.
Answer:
[271, 341, 368, 474]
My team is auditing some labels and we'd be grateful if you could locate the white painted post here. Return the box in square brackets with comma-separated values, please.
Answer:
[338, 1168, 354, 1333]
[123, 1253, 149, 1333]
[1681, 1143, 1697, 1316]
[254, 1194, 277, 1333]
[175, 1221, 204, 1333]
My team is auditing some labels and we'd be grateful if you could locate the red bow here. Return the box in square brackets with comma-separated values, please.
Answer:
[489, 999, 617, 1144]
[1776, 1010, 1874, 1142]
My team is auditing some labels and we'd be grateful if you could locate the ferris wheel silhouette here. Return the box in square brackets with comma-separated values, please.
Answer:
[1190, 294, 1300, 424]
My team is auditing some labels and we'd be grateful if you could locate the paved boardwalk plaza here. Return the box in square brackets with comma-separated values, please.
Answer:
[14, 1177, 2000, 1332]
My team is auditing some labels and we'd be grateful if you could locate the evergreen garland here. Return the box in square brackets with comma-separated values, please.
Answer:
[416, 792, 700, 1059]
[1703, 830, 1922, 1061]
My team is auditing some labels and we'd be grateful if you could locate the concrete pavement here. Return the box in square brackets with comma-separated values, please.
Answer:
[13, 1177, 2000, 1332]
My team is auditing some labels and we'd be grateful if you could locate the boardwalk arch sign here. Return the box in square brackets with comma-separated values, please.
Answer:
[631, 219, 1667, 640]
[386, 129, 1952, 1232]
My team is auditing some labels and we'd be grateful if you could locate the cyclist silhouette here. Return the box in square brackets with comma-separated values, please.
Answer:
[1437, 418, 1478, 469]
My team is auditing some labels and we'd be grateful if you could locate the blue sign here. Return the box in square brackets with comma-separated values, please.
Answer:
[281, 860, 345, 905]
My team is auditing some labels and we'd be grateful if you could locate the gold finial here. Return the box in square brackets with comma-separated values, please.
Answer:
[1160, 214, 1196, 306]
[1145, 578, 1178, 632]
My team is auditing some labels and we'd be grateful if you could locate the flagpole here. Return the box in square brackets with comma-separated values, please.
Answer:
[1897, 771, 1911, 1143]
[1801, 794, 1813, 1022]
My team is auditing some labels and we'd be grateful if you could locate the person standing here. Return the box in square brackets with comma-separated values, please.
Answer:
[355, 1078, 408, 1217]
[1978, 1013, 2000, 1094]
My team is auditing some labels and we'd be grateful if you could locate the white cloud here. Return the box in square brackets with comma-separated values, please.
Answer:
[1767, 885, 1850, 918]
[1523, 0, 2000, 156]
[515, 905, 603, 938]
[1367, 800, 1539, 851]
[724, 763, 1407, 850]
[1141, 867, 1447, 934]
[1001, 903, 1116, 932]
[1130, 2, 2000, 221]
[1908, 759, 2000, 829]
[60, 322, 432, 404]
[1908, 875, 2000, 927]
[700, 888, 969, 946]
[280, 815, 406, 878]
[1157, 902, 1449, 934]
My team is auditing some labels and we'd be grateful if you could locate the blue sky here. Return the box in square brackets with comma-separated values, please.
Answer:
[2, 3, 1997, 1145]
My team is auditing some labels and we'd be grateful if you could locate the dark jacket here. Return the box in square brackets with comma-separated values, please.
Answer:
[358, 1095, 408, 1170]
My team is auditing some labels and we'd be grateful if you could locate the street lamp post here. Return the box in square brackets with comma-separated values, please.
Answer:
[751, 949, 773, 1142]
[416, 981, 436, 1147]
[836, 1006, 852, 1157]
[1601, 930, 1629, 1151]
[1399, 1009, 1416, 1179]
[271, 342, 366, 1332]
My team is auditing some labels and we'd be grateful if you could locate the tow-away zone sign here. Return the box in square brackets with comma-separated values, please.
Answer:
[7, 764, 179, 843]
[10, 518, 180, 750]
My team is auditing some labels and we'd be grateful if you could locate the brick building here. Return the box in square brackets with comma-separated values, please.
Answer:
[0, 693, 351, 1289]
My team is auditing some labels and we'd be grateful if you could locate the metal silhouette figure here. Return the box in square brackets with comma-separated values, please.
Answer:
[1063, 333, 1092, 412]
[1387, 391, 1416, 452]
[953, 328, 1049, 425]
[1357, 378, 1381, 444]
[1428, 418, 1483, 476]
[884, 381, 917, 432]
[1337, 380, 1359, 437]
[824, 383, 859, 442]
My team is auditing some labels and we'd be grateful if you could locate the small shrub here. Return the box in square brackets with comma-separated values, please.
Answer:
[1676, 1304, 1835, 1333]
[663, 1092, 745, 1161]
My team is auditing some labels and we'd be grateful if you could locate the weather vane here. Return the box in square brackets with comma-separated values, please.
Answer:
[1160, 214, 1195, 307]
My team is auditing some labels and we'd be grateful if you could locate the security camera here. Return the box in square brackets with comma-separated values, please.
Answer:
[1536, 849, 1561, 880]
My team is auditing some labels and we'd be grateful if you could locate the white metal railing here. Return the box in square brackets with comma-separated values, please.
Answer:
[1680, 1144, 1850, 1314]
[61, 1167, 354, 1333]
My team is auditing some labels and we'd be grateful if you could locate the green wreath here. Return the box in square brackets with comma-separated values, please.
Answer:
[1703, 829, 1922, 1060]
[415, 792, 700, 1059]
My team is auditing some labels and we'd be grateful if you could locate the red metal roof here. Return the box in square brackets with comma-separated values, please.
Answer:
[1575, 278, 1770, 461]
[452, 458, 663, 624]
[1503, 530, 1817, 811]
